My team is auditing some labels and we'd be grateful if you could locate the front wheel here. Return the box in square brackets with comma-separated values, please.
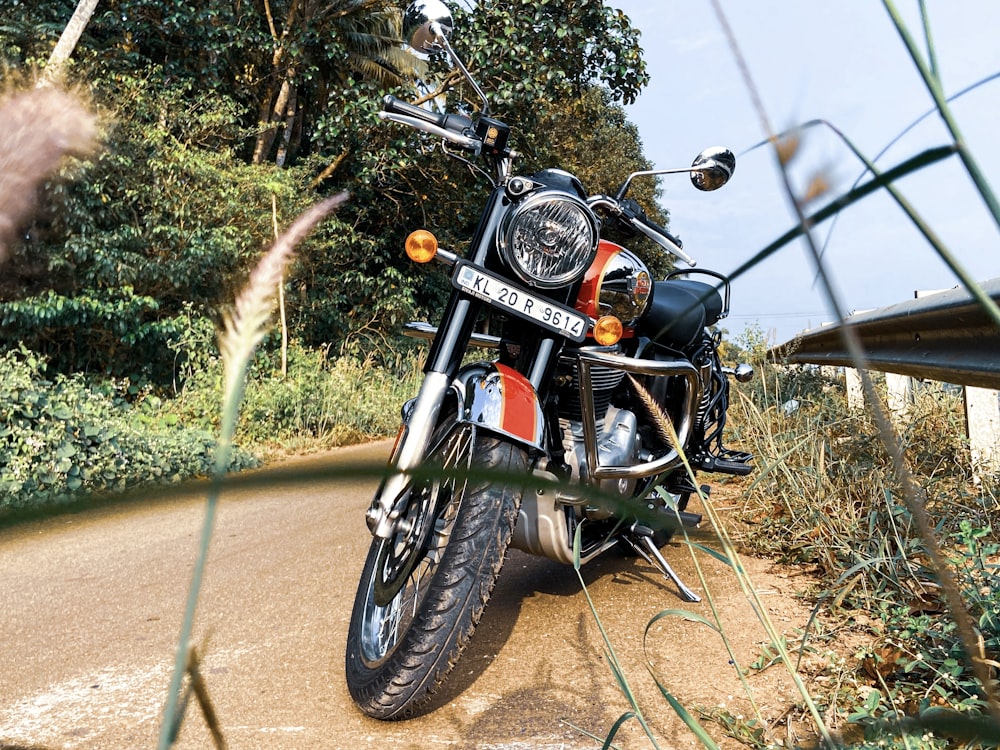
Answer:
[345, 426, 528, 720]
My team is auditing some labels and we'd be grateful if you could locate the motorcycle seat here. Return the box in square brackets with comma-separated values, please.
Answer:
[640, 280, 724, 349]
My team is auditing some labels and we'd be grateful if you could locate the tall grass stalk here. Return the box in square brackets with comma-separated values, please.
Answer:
[0, 82, 97, 261]
[572, 525, 665, 749]
[653, 490, 770, 738]
[883, 0, 1000, 231]
[156, 193, 348, 749]
[773, 117, 1000, 331]
[709, 0, 1000, 732]
[650, 384, 836, 749]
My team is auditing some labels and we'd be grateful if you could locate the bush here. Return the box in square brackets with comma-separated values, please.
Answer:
[0, 346, 256, 514]
[165, 339, 425, 453]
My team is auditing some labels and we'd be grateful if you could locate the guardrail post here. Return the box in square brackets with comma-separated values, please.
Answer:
[886, 373, 913, 423]
[845, 368, 865, 411]
[965, 386, 1000, 477]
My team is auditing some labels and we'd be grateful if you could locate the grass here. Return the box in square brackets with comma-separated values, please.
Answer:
[164, 340, 426, 455]
[726, 357, 1000, 743]
[158, 192, 350, 749]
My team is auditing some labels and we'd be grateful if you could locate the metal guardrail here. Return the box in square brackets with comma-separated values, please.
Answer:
[771, 278, 1000, 389]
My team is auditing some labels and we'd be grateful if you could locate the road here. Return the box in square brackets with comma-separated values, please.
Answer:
[0, 440, 809, 749]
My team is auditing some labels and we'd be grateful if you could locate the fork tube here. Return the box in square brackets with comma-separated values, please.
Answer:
[366, 370, 451, 538]
[424, 296, 480, 376]
[423, 185, 506, 376]
[528, 336, 558, 392]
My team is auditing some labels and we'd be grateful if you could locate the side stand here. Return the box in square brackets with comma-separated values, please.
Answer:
[622, 524, 701, 603]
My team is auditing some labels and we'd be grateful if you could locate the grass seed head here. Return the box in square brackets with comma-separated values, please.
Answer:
[0, 83, 98, 261]
[800, 171, 832, 205]
[774, 130, 801, 166]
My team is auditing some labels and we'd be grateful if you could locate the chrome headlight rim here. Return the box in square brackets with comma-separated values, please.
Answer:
[597, 246, 653, 328]
[498, 190, 600, 289]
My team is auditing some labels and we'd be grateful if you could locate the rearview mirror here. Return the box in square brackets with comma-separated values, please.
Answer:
[690, 147, 736, 191]
[403, 0, 454, 53]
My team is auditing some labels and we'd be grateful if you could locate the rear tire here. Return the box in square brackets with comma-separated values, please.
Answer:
[345, 426, 527, 720]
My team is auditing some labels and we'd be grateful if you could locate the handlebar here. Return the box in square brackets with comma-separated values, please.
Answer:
[588, 195, 698, 266]
[382, 96, 472, 135]
[380, 95, 481, 153]
[381, 95, 699, 266]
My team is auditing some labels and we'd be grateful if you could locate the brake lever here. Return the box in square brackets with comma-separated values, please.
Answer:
[618, 199, 697, 267]
[377, 112, 482, 154]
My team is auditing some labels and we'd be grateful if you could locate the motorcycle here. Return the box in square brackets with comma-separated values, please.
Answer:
[345, 0, 754, 720]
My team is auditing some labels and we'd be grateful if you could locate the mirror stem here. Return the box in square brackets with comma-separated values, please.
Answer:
[438, 34, 490, 117]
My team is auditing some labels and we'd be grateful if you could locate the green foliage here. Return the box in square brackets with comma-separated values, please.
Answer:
[732, 358, 980, 576]
[450, 0, 648, 113]
[75, 0, 414, 164]
[855, 521, 1000, 716]
[0, 0, 659, 387]
[165, 339, 424, 451]
[0, 346, 256, 514]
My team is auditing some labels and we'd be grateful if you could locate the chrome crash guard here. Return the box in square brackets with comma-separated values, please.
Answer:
[365, 361, 544, 539]
[512, 348, 702, 567]
[574, 348, 702, 480]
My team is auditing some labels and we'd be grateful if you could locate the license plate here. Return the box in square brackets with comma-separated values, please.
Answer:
[452, 262, 589, 342]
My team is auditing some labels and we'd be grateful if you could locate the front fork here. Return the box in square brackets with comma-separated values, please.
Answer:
[365, 371, 452, 539]
[365, 360, 548, 539]
[366, 187, 527, 540]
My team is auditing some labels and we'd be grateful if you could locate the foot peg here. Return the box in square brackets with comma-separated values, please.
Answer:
[696, 453, 754, 476]
[624, 524, 701, 603]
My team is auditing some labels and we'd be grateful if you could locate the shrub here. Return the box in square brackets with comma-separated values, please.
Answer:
[0, 346, 256, 514]
[165, 338, 425, 453]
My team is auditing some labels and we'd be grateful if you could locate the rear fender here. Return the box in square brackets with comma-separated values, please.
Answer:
[454, 362, 544, 451]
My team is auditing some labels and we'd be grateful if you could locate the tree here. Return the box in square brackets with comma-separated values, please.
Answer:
[443, 0, 649, 117]
[250, 0, 421, 165]
[0, 0, 662, 383]
[41, 0, 100, 82]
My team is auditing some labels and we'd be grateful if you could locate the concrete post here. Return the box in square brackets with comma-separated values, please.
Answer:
[965, 386, 1000, 476]
[845, 368, 865, 411]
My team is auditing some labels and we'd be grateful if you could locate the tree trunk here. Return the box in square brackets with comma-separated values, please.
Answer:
[275, 86, 298, 168]
[43, 0, 101, 83]
[252, 0, 301, 164]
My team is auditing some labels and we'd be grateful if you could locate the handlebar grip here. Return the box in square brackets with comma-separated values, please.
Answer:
[382, 95, 443, 127]
[381, 95, 472, 136]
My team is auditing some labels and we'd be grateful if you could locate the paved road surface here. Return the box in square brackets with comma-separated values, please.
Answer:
[0, 441, 807, 749]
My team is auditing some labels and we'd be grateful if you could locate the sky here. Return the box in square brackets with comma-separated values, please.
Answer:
[608, 1, 1000, 345]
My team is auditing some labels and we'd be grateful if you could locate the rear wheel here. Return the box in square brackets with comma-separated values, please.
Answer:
[345, 425, 528, 720]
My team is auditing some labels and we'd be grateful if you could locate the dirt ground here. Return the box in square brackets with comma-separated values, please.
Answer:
[0, 443, 845, 749]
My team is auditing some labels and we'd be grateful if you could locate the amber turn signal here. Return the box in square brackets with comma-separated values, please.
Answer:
[593, 315, 623, 346]
[405, 229, 438, 263]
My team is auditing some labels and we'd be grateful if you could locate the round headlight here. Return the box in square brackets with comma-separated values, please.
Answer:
[498, 191, 599, 288]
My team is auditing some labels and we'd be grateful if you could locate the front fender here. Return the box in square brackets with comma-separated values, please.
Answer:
[455, 362, 544, 450]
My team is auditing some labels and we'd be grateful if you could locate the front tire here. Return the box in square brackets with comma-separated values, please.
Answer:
[345, 426, 528, 720]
